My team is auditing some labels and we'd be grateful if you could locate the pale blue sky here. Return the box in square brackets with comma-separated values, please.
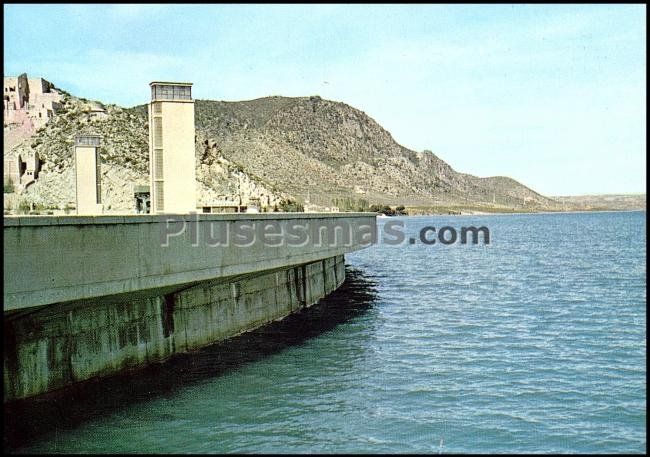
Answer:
[4, 4, 646, 196]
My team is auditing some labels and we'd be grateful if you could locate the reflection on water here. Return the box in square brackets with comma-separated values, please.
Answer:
[4, 267, 378, 452]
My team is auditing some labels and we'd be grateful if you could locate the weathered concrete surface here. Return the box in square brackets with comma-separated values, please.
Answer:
[4, 255, 346, 402]
[3, 213, 375, 402]
[4, 213, 376, 311]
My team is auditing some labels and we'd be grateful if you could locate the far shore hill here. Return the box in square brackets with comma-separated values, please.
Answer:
[408, 193, 646, 215]
[3, 78, 645, 215]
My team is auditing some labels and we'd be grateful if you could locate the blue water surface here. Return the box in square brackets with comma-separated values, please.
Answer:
[15, 211, 646, 453]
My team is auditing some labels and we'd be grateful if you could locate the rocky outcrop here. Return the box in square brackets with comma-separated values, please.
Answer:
[195, 96, 559, 210]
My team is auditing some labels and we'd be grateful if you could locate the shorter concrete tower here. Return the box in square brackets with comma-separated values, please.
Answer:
[74, 134, 103, 215]
[148, 81, 196, 214]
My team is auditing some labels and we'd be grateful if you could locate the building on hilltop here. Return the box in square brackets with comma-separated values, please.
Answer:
[3, 73, 62, 194]
[3, 73, 62, 129]
[3, 74, 28, 110]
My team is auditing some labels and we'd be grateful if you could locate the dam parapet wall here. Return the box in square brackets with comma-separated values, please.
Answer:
[4, 212, 375, 312]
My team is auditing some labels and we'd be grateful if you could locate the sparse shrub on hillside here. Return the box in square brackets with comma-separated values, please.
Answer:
[395, 205, 407, 215]
[332, 197, 369, 212]
[278, 199, 304, 212]
[369, 204, 395, 216]
[17, 200, 31, 215]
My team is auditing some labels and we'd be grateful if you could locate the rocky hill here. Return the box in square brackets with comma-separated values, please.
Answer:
[194, 96, 559, 211]
[5, 87, 567, 213]
[553, 194, 646, 211]
[7, 93, 292, 212]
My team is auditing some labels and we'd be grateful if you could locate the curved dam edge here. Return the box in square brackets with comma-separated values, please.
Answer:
[4, 213, 376, 311]
[4, 254, 345, 403]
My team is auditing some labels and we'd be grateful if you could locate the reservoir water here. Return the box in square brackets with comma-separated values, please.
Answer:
[9, 211, 646, 453]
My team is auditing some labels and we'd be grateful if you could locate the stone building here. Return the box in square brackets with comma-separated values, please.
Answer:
[3, 156, 20, 189]
[4, 73, 62, 129]
[3, 152, 40, 193]
[3, 73, 62, 193]
[19, 152, 40, 189]
[3, 73, 28, 111]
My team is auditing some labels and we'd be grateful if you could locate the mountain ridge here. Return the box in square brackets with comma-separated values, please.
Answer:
[2, 85, 589, 213]
[193, 95, 557, 210]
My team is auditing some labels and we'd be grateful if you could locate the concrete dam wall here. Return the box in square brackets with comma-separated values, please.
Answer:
[4, 256, 345, 402]
[4, 213, 375, 402]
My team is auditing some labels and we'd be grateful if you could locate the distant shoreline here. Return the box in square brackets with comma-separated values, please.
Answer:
[398, 208, 647, 217]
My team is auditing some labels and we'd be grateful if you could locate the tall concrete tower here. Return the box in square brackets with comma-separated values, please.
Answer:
[74, 134, 103, 215]
[148, 81, 196, 214]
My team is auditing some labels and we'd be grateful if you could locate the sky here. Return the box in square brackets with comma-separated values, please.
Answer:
[3, 4, 646, 196]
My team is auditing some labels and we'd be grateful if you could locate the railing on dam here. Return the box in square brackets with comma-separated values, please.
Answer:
[3, 213, 377, 312]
